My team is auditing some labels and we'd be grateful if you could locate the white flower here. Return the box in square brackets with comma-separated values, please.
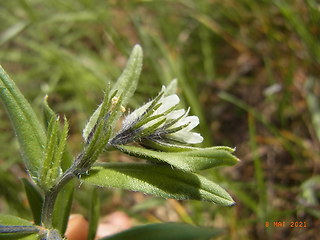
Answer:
[166, 112, 203, 144]
[111, 84, 203, 145]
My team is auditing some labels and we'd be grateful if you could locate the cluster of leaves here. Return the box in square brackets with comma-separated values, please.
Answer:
[0, 45, 238, 239]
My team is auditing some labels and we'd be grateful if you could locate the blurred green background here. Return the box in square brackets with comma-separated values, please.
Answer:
[0, 0, 319, 239]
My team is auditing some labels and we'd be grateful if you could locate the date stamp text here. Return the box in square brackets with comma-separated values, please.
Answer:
[265, 221, 307, 228]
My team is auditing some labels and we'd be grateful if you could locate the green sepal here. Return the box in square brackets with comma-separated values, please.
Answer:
[163, 79, 178, 96]
[141, 139, 196, 152]
[0, 65, 46, 179]
[99, 222, 222, 240]
[21, 179, 44, 225]
[82, 163, 235, 206]
[137, 117, 166, 138]
[134, 112, 163, 130]
[115, 145, 239, 171]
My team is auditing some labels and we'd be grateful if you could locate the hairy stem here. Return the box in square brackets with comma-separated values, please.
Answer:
[41, 150, 94, 228]
[41, 170, 74, 228]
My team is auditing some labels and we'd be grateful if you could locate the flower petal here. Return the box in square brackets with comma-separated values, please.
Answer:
[168, 130, 203, 144]
[186, 132, 203, 144]
[166, 109, 185, 120]
[156, 94, 179, 114]
[184, 116, 200, 130]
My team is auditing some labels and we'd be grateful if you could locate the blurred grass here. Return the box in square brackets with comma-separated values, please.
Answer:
[1, 0, 320, 239]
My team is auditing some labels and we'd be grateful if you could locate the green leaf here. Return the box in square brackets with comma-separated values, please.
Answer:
[39, 116, 60, 189]
[42, 98, 74, 235]
[87, 188, 100, 240]
[52, 180, 74, 235]
[39, 116, 69, 190]
[83, 45, 143, 141]
[111, 44, 143, 108]
[99, 222, 223, 240]
[0, 214, 39, 240]
[42, 95, 56, 129]
[0, 66, 46, 178]
[21, 179, 44, 225]
[115, 145, 239, 171]
[0, 215, 34, 226]
[82, 103, 103, 143]
[42, 97, 73, 171]
[82, 163, 235, 206]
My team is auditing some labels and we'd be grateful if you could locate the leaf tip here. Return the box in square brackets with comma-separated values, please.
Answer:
[133, 43, 142, 51]
[132, 44, 143, 60]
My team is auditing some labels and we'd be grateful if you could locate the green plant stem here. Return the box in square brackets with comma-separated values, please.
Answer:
[41, 148, 96, 228]
[41, 170, 74, 228]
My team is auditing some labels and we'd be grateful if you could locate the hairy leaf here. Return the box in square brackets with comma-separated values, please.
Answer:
[0, 66, 46, 178]
[83, 45, 143, 141]
[116, 145, 239, 171]
[39, 116, 69, 190]
[42, 97, 75, 235]
[82, 163, 235, 206]
[0, 214, 39, 240]
[111, 44, 143, 109]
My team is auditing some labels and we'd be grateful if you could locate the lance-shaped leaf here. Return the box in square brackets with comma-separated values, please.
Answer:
[115, 145, 239, 171]
[83, 45, 143, 141]
[42, 97, 73, 171]
[21, 179, 43, 225]
[0, 214, 40, 240]
[111, 44, 143, 108]
[82, 163, 235, 206]
[42, 97, 75, 235]
[42, 95, 56, 129]
[100, 222, 223, 240]
[52, 180, 74, 235]
[87, 187, 100, 240]
[39, 116, 69, 190]
[0, 66, 46, 178]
